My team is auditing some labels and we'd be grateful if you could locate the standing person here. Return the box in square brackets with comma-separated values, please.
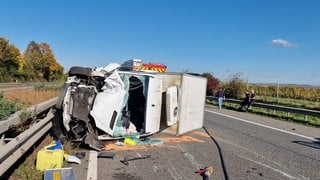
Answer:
[248, 89, 256, 109]
[215, 87, 225, 110]
[239, 90, 250, 111]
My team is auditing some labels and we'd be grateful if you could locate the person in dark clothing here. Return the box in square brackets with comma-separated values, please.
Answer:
[215, 88, 225, 110]
[239, 90, 250, 111]
[241, 90, 250, 106]
[248, 89, 256, 109]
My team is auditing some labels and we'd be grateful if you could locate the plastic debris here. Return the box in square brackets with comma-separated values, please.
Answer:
[123, 134, 163, 146]
[36, 140, 82, 171]
[44, 167, 76, 180]
[120, 154, 151, 165]
[46, 140, 63, 150]
[115, 141, 124, 146]
[124, 137, 137, 145]
[136, 137, 163, 146]
[98, 151, 116, 158]
[64, 154, 81, 164]
[36, 149, 65, 171]
[75, 152, 86, 159]
[36, 141, 65, 171]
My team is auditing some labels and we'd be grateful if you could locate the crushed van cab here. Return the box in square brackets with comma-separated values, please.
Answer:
[52, 63, 207, 150]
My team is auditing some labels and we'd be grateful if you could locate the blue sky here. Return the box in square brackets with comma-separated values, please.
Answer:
[1, 0, 320, 85]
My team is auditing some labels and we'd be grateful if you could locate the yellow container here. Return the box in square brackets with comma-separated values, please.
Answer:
[36, 149, 64, 171]
[124, 137, 137, 145]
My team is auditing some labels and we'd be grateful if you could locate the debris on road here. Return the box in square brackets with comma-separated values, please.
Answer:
[120, 153, 151, 166]
[97, 151, 116, 159]
[36, 140, 81, 171]
[44, 167, 76, 180]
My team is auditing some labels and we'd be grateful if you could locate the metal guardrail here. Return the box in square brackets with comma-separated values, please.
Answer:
[0, 98, 57, 177]
[206, 96, 320, 117]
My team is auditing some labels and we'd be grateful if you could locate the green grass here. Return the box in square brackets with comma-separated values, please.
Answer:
[257, 96, 320, 111]
[207, 99, 320, 127]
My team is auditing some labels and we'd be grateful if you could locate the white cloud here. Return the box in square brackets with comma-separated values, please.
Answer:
[271, 39, 298, 48]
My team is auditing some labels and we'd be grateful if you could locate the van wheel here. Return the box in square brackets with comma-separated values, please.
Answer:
[68, 66, 92, 78]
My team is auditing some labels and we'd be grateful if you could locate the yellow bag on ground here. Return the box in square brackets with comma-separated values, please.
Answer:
[36, 149, 64, 171]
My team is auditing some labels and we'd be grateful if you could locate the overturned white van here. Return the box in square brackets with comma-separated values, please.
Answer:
[52, 64, 207, 150]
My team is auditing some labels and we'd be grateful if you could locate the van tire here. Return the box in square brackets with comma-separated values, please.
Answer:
[68, 66, 92, 78]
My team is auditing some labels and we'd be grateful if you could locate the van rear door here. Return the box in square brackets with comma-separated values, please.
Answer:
[144, 75, 162, 134]
[177, 74, 207, 135]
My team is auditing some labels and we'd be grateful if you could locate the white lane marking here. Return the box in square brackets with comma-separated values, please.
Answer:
[238, 155, 305, 180]
[206, 110, 317, 142]
[87, 150, 98, 180]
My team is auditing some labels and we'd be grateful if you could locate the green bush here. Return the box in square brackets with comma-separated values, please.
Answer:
[0, 92, 21, 120]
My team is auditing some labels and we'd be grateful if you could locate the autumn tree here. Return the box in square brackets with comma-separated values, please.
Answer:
[24, 41, 63, 81]
[38, 42, 64, 81]
[0, 37, 21, 82]
[202, 72, 220, 95]
[24, 41, 44, 80]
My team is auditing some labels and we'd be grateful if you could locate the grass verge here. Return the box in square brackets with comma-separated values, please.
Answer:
[8, 134, 79, 180]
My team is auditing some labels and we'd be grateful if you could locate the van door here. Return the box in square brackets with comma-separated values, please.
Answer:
[166, 86, 178, 126]
[177, 74, 207, 135]
[144, 75, 162, 134]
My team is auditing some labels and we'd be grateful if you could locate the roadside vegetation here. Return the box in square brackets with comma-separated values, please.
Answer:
[1, 35, 64, 120]
[1, 85, 61, 114]
[0, 37, 64, 83]
[202, 72, 320, 127]
[1, 83, 62, 136]
[0, 83, 73, 180]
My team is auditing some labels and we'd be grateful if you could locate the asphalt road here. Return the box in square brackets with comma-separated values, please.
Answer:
[70, 106, 320, 180]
